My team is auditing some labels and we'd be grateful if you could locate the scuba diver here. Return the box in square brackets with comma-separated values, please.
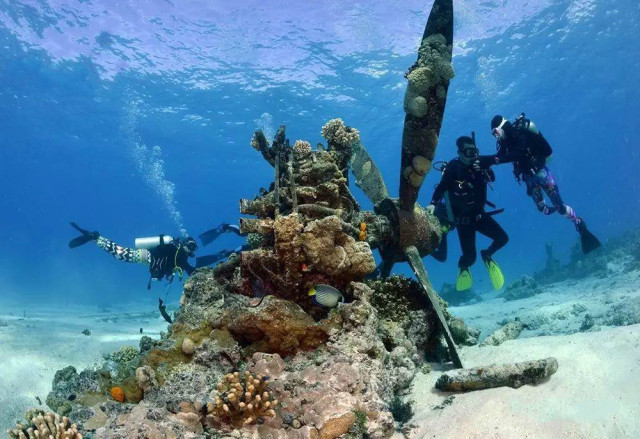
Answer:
[68, 223, 197, 288]
[427, 135, 508, 292]
[490, 113, 600, 254]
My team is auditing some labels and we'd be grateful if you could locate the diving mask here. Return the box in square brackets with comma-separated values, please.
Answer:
[492, 118, 507, 140]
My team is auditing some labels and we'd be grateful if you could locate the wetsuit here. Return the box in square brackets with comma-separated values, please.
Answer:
[496, 125, 580, 225]
[431, 156, 508, 269]
[97, 236, 195, 281]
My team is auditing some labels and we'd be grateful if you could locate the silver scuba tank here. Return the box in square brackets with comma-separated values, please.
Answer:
[135, 235, 174, 250]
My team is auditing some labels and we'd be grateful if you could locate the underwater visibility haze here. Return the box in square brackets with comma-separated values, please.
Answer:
[1, 0, 639, 437]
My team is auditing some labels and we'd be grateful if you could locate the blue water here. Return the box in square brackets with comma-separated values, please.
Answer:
[0, 0, 638, 307]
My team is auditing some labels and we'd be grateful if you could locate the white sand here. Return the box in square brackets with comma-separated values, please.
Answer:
[408, 324, 640, 439]
[0, 303, 169, 431]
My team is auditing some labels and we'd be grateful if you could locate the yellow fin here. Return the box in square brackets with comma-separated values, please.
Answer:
[456, 269, 473, 291]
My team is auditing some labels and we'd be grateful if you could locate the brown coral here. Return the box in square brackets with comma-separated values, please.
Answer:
[205, 371, 278, 429]
[7, 410, 83, 439]
[302, 216, 376, 279]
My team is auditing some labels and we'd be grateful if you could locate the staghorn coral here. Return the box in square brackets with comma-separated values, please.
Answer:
[205, 371, 278, 429]
[8, 410, 83, 439]
[321, 118, 360, 148]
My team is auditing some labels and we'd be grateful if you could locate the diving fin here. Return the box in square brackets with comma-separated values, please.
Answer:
[577, 220, 601, 254]
[198, 223, 242, 246]
[69, 235, 96, 248]
[68, 222, 99, 248]
[456, 268, 473, 291]
[482, 251, 505, 290]
[195, 250, 232, 268]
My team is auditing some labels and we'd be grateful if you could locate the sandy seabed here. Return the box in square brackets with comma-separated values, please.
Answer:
[407, 265, 640, 439]
[0, 302, 169, 432]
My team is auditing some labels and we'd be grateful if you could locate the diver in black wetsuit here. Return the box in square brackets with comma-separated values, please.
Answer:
[427, 136, 508, 292]
[490, 113, 600, 253]
[68, 223, 197, 288]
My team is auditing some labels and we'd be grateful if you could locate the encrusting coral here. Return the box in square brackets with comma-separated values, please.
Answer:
[205, 371, 278, 429]
[8, 410, 83, 439]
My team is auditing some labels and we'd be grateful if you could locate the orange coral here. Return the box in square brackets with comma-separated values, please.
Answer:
[110, 386, 125, 403]
[359, 222, 367, 241]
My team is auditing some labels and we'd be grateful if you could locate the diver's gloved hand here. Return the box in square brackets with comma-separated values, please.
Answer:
[68, 222, 100, 248]
[472, 159, 482, 172]
[426, 204, 436, 215]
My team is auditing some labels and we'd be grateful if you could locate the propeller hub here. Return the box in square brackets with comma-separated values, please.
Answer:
[374, 198, 442, 262]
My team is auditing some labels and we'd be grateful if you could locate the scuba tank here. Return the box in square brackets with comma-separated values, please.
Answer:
[513, 112, 539, 134]
[135, 235, 174, 250]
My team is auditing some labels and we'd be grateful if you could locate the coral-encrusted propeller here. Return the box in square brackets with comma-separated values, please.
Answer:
[350, 0, 461, 368]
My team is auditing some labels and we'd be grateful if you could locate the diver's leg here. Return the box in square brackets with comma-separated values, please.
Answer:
[97, 237, 150, 265]
[476, 215, 509, 257]
[431, 232, 448, 262]
[456, 222, 477, 269]
[541, 168, 580, 225]
[525, 173, 553, 215]
[477, 215, 508, 290]
[455, 221, 476, 290]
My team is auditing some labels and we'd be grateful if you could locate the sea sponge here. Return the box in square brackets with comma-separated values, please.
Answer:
[110, 386, 125, 403]
[205, 371, 278, 429]
[182, 338, 196, 355]
[7, 410, 83, 439]
[403, 67, 437, 117]
[417, 33, 455, 83]
[412, 155, 431, 175]
[321, 118, 360, 147]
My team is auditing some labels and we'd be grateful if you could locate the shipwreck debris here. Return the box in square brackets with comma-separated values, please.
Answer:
[435, 357, 559, 392]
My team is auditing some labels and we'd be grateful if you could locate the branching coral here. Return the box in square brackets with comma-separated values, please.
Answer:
[205, 371, 278, 429]
[8, 410, 83, 439]
[321, 118, 360, 147]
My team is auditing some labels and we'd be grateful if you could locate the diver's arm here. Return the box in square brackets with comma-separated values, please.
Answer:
[430, 166, 453, 205]
[477, 154, 499, 169]
[182, 261, 196, 276]
[96, 236, 150, 265]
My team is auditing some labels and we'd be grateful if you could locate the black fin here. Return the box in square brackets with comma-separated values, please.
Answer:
[68, 234, 95, 249]
[198, 223, 242, 246]
[578, 222, 601, 254]
[195, 250, 234, 268]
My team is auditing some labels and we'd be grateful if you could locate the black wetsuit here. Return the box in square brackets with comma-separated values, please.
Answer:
[431, 156, 509, 269]
[495, 125, 552, 180]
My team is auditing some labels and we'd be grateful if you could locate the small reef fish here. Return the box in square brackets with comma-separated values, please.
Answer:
[308, 284, 344, 308]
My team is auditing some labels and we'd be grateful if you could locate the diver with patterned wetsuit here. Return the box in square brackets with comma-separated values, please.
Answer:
[427, 136, 508, 292]
[490, 114, 600, 253]
[68, 223, 197, 286]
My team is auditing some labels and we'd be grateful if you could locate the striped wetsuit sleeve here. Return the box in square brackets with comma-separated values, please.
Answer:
[96, 236, 150, 265]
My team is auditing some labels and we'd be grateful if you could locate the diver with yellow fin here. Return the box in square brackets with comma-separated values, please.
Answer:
[427, 134, 509, 291]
